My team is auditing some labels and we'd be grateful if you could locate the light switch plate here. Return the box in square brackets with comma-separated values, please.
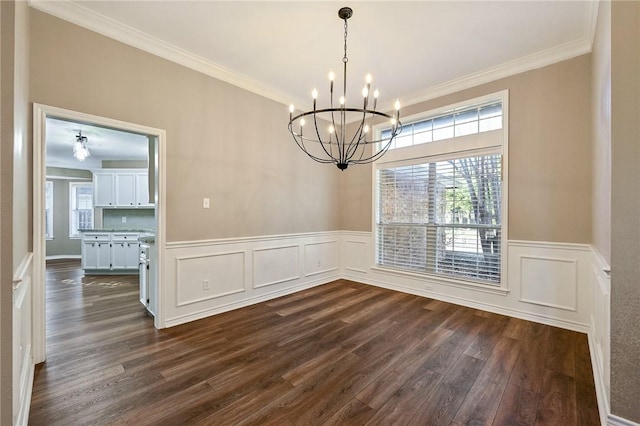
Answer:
[203, 198, 210, 208]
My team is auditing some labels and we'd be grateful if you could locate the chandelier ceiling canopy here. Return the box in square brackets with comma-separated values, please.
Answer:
[288, 7, 402, 170]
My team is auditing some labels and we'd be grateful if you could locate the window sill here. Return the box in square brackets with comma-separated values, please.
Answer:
[69, 236, 82, 240]
[45, 237, 54, 241]
[370, 265, 509, 296]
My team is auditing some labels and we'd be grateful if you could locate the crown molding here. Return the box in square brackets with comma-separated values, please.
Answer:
[380, 37, 592, 114]
[30, 0, 597, 116]
[28, 0, 309, 110]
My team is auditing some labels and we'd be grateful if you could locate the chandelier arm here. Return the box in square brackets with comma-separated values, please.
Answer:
[343, 116, 366, 160]
[347, 120, 402, 165]
[289, 128, 337, 164]
[311, 112, 336, 161]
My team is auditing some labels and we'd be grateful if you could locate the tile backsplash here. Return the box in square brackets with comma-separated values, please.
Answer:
[103, 208, 155, 230]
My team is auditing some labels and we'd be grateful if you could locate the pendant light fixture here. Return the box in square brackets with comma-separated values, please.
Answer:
[288, 7, 402, 170]
[73, 131, 90, 161]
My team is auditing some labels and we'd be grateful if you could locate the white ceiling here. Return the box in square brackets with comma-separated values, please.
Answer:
[46, 117, 149, 170]
[32, 1, 597, 117]
[31, 0, 598, 113]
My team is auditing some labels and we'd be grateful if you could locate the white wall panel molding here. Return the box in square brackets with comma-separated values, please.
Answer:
[304, 240, 339, 277]
[175, 251, 246, 307]
[163, 232, 341, 327]
[13, 252, 34, 426]
[344, 240, 368, 274]
[518, 255, 578, 311]
[253, 245, 300, 289]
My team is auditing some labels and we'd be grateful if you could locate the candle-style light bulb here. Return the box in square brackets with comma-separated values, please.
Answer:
[373, 89, 379, 98]
[312, 88, 318, 99]
[363, 125, 369, 134]
[289, 104, 295, 113]
[329, 125, 335, 134]
[339, 96, 345, 105]
[395, 99, 401, 110]
[391, 117, 397, 125]
[365, 74, 372, 84]
[300, 118, 305, 126]
[362, 87, 369, 98]
[328, 71, 335, 81]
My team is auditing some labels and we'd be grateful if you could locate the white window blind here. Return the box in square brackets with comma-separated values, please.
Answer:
[376, 154, 502, 284]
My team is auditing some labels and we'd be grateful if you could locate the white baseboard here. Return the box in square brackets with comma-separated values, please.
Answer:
[608, 414, 640, 426]
[346, 272, 590, 333]
[45, 254, 81, 260]
[341, 233, 593, 332]
[165, 274, 339, 327]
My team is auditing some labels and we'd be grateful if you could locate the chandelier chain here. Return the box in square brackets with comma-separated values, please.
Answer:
[343, 19, 348, 63]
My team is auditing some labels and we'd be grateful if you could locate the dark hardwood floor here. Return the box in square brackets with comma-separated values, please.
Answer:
[29, 259, 600, 425]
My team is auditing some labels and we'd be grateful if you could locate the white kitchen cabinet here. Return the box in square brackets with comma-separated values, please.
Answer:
[111, 233, 140, 270]
[135, 173, 152, 207]
[115, 173, 136, 207]
[92, 169, 154, 208]
[93, 173, 115, 207]
[81, 232, 112, 270]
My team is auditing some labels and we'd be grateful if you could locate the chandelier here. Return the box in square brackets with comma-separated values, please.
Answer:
[288, 7, 402, 170]
[73, 131, 90, 161]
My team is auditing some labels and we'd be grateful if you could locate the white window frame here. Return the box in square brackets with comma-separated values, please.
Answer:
[45, 180, 54, 240]
[372, 90, 509, 293]
[69, 182, 94, 238]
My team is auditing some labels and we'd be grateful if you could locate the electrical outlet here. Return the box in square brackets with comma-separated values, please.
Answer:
[203, 198, 210, 209]
[122, 216, 127, 223]
[203, 279, 210, 290]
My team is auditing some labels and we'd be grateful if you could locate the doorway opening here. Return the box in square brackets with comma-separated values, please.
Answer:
[33, 104, 167, 364]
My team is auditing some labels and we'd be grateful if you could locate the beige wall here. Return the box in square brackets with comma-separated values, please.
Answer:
[342, 55, 592, 244]
[29, 10, 341, 242]
[610, 1, 640, 422]
[591, 1, 612, 264]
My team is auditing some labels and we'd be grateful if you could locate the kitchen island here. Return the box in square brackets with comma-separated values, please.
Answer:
[80, 229, 154, 275]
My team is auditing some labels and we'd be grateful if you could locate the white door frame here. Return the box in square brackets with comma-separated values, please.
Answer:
[32, 103, 167, 363]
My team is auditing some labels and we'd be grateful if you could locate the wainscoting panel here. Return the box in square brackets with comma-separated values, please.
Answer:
[519, 255, 578, 311]
[13, 252, 34, 426]
[253, 245, 300, 288]
[175, 251, 246, 306]
[344, 239, 368, 274]
[304, 240, 339, 277]
[164, 232, 341, 327]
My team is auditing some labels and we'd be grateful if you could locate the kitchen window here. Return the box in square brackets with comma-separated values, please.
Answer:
[45, 181, 54, 240]
[375, 91, 507, 287]
[70, 182, 94, 238]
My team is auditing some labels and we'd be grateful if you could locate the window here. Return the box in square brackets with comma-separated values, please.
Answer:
[383, 101, 503, 150]
[70, 182, 93, 238]
[45, 181, 54, 240]
[375, 92, 507, 287]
